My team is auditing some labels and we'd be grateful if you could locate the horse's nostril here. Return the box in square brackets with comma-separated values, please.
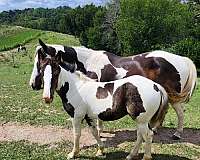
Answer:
[43, 97, 53, 104]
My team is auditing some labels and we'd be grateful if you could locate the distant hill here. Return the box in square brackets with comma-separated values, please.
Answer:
[0, 25, 80, 52]
[0, 5, 104, 37]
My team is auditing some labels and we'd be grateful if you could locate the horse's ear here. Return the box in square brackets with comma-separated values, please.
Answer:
[56, 51, 62, 63]
[39, 39, 47, 52]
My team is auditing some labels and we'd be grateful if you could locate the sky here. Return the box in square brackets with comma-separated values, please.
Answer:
[0, 0, 109, 12]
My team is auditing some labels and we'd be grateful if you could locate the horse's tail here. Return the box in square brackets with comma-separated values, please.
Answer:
[181, 57, 197, 103]
[150, 85, 169, 129]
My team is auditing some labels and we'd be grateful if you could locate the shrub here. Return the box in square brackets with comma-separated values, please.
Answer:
[115, 0, 192, 56]
[172, 38, 200, 68]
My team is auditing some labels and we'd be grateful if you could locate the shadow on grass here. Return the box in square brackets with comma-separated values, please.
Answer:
[101, 127, 200, 147]
[79, 127, 198, 160]
[79, 152, 191, 160]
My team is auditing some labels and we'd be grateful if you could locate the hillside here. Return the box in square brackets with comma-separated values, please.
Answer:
[0, 25, 80, 51]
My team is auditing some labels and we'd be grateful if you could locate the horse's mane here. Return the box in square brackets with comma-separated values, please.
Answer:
[75, 71, 96, 82]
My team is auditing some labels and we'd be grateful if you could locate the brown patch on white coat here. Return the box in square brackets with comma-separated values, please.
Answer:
[96, 83, 114, 99]
[98, 82, 146, 121]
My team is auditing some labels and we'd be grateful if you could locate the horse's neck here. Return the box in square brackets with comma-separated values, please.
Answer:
[58, 67, 85, 93]
[73, 47, 96, 64]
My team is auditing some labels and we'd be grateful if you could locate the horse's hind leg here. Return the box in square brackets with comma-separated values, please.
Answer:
[140, 123, 153, 160]
[86, 117, 104, 156]
[171, 103, 184, 139]
[126, 125, 143, 160]
[68, 117, 82, 159]
[97, 119, 103, 137]
[133, 123, 153, 160]
[127, 123, 153, 160]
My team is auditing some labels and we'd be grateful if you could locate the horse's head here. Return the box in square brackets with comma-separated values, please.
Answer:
[30, 39, 86, 91]
[37, 48, 62, 104]
[29, 39, 60, 90]
[30, 40, 77, 104]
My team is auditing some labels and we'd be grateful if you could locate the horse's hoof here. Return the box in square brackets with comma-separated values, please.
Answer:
[126, 154, 139, 160]
[97, 130, 102, 137]
[67, 152, 78, 159]
[142, 157, 152, 160]
[96, 146, 104, 157]
[172, 131, 182, 140]
[67, 153, 74, 159]
[142, 155, 152, 160]
[152, 128, 158, 135]
[96, 149, 104, 157]
[172, 134, 181, 140]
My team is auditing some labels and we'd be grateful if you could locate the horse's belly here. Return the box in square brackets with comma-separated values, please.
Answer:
[98, 108, 127, 121]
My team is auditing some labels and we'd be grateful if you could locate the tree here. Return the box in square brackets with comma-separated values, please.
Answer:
[170, 0, 200, 67]
[115, 0, 192, 55]
[79, 1, 121, 54]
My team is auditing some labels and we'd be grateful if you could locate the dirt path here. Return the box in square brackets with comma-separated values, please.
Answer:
[0, 122, 200, 148]
[0, 122, 114, 147]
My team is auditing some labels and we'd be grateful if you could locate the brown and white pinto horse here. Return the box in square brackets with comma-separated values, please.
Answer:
[34, 50, 169, 160]
[30, 39, 197, 139]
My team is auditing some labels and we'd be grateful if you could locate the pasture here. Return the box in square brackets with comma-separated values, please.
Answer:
[0, 25, 42, 52]
[0, 26, 199, 160]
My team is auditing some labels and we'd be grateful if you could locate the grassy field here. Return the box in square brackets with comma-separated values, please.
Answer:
[0, 26, 199, 160]
[0, 25, 42, 51]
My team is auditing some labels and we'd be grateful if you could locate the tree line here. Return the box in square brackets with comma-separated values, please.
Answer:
[0, 0, 199, 67]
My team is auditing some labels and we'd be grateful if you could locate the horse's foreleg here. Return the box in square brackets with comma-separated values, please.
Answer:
[97, 119, 103, 137]
[88, 119, 104, 156]
[172, 103, 184, 139]
[68, 117, 82, 159]
[126, 126, 143, 160]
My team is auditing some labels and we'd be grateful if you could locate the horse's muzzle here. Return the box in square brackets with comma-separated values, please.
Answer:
[43, 97, 53, 104]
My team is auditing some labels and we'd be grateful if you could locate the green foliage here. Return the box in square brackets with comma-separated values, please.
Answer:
[0, 5, 102, 38]
[188, 0, 200, 41]
[115, 0, 192, 55]
[80, 3, 121, 54]
[171, 38, 200, 68]
[80, 9, 106, 49]
[86, 26, 103, 49]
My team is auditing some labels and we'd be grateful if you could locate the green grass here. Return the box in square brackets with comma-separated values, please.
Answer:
[0, 26, 199, 160]
[0, 140, 199, 160]
[0, 25, 42, 51]
[0, 141, 72, 160]
[0, 29, 80, 126]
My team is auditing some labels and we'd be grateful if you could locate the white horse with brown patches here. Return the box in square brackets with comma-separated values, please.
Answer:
[35, 50, 169, 160]
[30, 39, 197, 139]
